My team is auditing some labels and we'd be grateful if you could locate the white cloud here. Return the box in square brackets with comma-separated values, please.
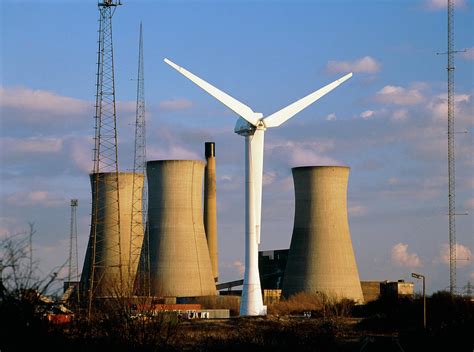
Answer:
[266, 140, 340, 167]
[391, 243, 422, 267]
[437, 243, 472, 268]
[427, 93, 471, 125]
[326, 113, 337, 121]
[460, 47, 474, 61]
[290, 150, 340, 167]
[158, 98, 193, 111]
[0, 86, 90, 116]
[373, 85, 424, 105]
[424, 0, 466, 10]
[0, 137, 63, 155]
[325, 56, 381, 74]
[360, 110, 375, 120]
[6, 191, 65, 208]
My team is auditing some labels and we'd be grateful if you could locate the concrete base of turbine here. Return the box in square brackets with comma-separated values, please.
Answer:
[240, 283, 267, 316]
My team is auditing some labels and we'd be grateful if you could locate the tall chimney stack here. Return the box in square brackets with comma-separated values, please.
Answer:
[204, 142, 219, 282]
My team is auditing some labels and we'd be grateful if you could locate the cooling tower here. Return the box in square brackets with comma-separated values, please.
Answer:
[81, 172, 144, 298]
[282, 166, 364, 303]
[147, 160, 217, 297]
[204, 142, 219, 282]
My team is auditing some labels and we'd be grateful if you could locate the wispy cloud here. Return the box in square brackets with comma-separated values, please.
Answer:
[391, 243, 422, 268]
[0, 86, 90, 117]
[382, 176, 446, 201]
[465, 198, 474, 210]
[147, 144, 201, 160]
[0, 216, 23, 239]
[0, 137, 63, 154]
[460, 47, 474, 61]
[325, 56, 381, 74]
[6, 190, 65, 208]
[360, 110, 376, 120]
[326, 113, 337, 121]
[424, 0, 466, 10]
[348, 203, 368, 217]
[262, 171, 277, 186]
[69, 136, 93, 173]
[233, 260, 245, 276]
[158, 98, 193, 111]
[387, 177, 399, 185]
[391, 108, 409, 122]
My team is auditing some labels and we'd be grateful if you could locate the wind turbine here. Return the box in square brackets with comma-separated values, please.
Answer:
[164, 58, 352, 316]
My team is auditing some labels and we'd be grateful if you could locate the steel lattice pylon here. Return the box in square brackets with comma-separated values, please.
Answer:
[129, 23, 150, 296]
[87, 0, 123, 315]
[447, 0, 456, 295]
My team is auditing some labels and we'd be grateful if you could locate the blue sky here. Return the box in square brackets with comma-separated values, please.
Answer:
[1, 0, 473, 294]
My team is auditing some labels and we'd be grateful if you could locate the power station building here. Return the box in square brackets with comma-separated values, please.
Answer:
[146, 160, 217, 298]
[282, 166, 364, 303]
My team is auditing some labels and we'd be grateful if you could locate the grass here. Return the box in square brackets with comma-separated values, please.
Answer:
[1, 291, 473, 352]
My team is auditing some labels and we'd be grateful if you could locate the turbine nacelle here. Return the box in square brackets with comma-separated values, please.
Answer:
[234, 115, 265, 136]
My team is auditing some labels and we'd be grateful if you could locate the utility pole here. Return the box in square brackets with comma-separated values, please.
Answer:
[129, 22, 149, 296]
[88, 0, 123, 317]
[68, 199, 79, 302]
[412, 272, 426, 329]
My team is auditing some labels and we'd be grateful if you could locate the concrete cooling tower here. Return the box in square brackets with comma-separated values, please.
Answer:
[282, 166, 364, 303]
[81, 172, 144, 298]
[147, 160, 217, 297]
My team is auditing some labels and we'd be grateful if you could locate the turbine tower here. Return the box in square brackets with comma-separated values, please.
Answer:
[86, 0, 122, 315]
[165, 58, 352, 315]
[129, 22, 149, 295]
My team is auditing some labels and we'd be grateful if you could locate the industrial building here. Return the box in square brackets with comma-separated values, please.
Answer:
[258, 249, 412, 304]
[259, 249, 288, 290]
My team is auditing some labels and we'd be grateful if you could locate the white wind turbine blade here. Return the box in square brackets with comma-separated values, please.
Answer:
[164, 58, 261, 126]
[249, 128, 265, 245]
[263, 72, 353, 128]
